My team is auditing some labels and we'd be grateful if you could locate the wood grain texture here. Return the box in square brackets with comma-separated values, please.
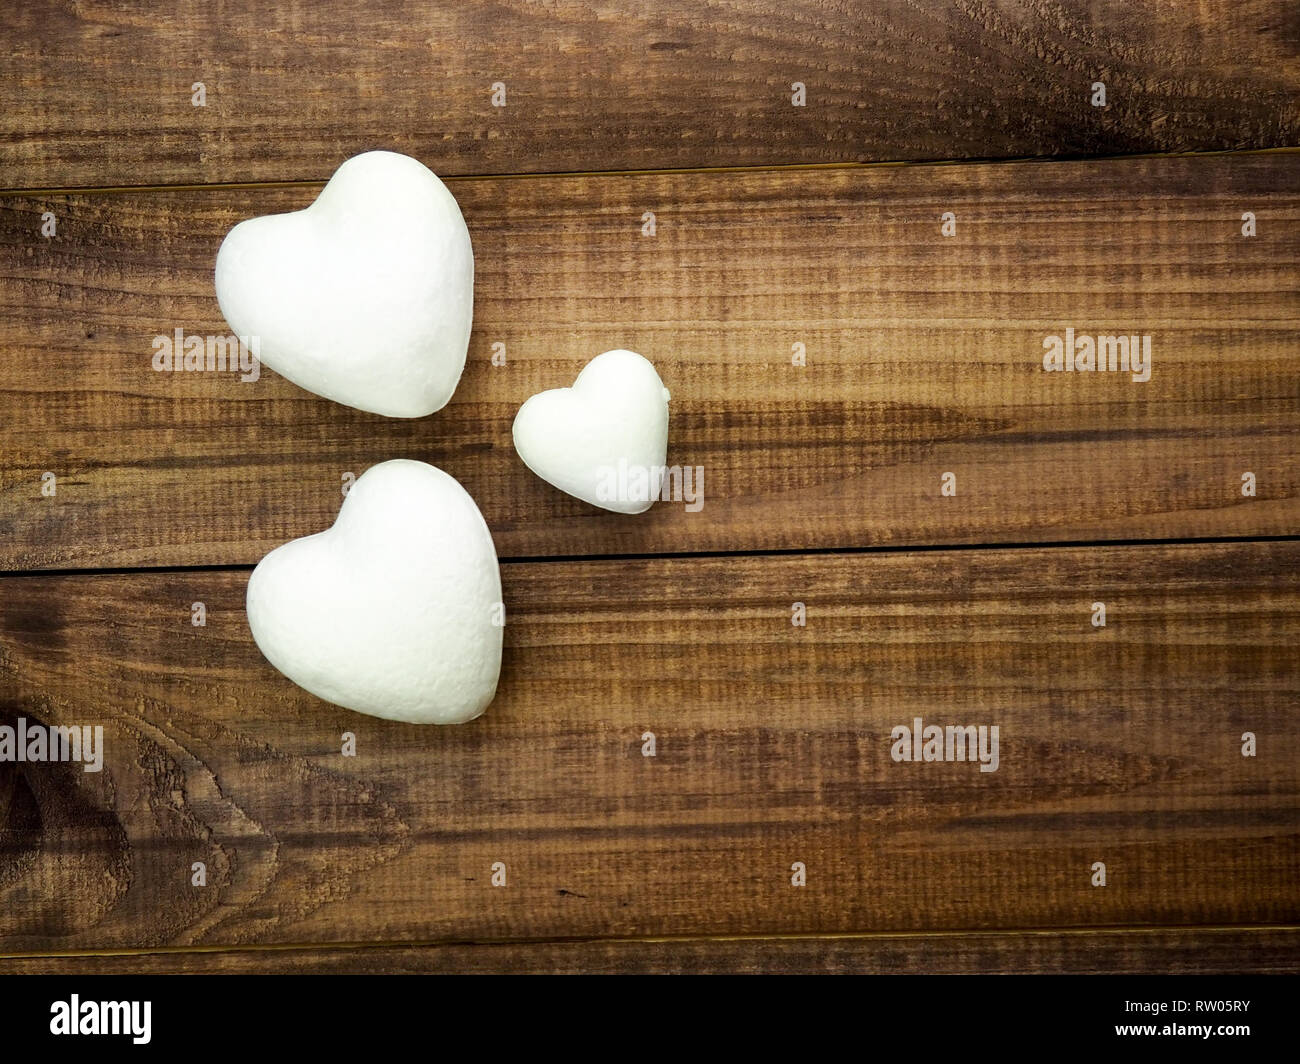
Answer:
[0, 542, 1296, 951]
[4, 927, 1297, 974]
[2, 0, 1299, 189]
[1, 152, 1296, 570]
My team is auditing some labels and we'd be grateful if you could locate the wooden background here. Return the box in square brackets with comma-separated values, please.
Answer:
[0, 0, 1296, 974]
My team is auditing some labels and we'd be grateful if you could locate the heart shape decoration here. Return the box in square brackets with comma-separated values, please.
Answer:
[512, 349, 670, 514]
[246, 460, 502, 724]
[215, 151, 474, 418]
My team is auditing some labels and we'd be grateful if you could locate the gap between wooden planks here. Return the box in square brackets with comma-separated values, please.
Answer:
[2, 926, 1298, 974]
[5, 148, 1299, 201]
[0, 151, 1297, 570]
[0, 542, 1296, 951]
[1, 0, 1297, 188]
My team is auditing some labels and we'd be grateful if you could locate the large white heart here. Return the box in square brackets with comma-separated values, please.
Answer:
[215, 151, 474, 418]
[512, 349, 670, 514]
[246, 460, 502, 724]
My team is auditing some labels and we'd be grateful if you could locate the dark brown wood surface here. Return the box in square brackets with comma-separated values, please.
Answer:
[1, 1, 1297, 977]
[1, 543, 1296, 951]
[1, 0, 1297, 190]
[2, 152, 1297, 570]
[5, 926, 1297, 975]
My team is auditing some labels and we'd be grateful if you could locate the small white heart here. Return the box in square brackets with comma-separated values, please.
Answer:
[512, 349, 670, 514]
[246, 460, 502, 724]
[215, 151, 474, 418]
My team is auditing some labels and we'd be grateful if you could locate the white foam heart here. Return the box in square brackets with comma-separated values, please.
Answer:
[246, 459, 502, 724]
[215, 151, 474, 418]
[512, 349, 670, 514]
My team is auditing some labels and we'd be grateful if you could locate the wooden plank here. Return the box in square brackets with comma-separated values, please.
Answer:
[3, 1, 1299, 190]
[1, 153, 1297, 570]
[0, 542, 1296, 950]
[3, 926, 1297, 974]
